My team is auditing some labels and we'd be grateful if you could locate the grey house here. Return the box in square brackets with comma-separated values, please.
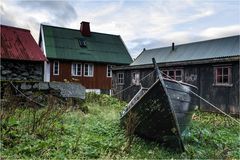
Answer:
[112, 35, 239, 115]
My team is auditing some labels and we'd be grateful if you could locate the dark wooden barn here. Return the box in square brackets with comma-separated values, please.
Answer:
[112, 35, 239, 115]
[39, 21, 132, 94]
[0, 25, 46, 81]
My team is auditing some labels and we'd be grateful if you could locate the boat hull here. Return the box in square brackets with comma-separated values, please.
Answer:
[120, 78, 198, 151]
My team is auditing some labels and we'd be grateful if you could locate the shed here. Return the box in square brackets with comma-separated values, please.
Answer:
[112, 35, 240, 115]
[1, 25, 46, 81]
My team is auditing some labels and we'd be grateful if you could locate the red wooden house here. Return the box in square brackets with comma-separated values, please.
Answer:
[39, 21, 132, 94]
[1, 25, 46, 81]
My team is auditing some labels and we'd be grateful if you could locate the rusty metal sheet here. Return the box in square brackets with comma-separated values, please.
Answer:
[0, 25, 46, 61]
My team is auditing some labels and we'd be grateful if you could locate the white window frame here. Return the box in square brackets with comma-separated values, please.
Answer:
[214, 66, 232, 86]
[84, 63, 94, 77]
[117, 72, 124, 85]
[131, 71, 140, 85]
[53, 61, 59, 75]
[107, 65, 113, 77]
[71, 63, 82, 76]
[162, 69, 183, 81]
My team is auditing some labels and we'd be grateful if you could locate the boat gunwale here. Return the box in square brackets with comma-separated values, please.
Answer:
[163, 78, 198, 90]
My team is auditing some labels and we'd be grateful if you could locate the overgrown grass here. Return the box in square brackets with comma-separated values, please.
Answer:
[1, 93, 239, 159]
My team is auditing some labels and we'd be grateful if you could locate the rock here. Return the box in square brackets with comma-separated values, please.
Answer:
[38, 82, 49, 90]
[24, 91, 33, 96]
[12, 73, 18, 77]
[0, 65, 4, 70]
[22, 72, 29, 76]
[1, 70, 12, 75]
[20, 83, 32, 90]
[34, 70, 42, 75]
[49, 82, 85, 99]
[30, 75, 41, 80]
[0, 76, 6, 80]
[11, 77, 21, 81]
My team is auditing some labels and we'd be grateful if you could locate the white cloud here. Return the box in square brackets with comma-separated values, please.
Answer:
[200, 25, 240, 38]
[1, 0, 239, 58]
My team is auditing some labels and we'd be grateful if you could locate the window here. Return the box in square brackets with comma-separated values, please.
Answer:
[214, 66, 232, 85]
[162, 69, 183, 81]
[107, 65, 113, 77]
[132, 72, 140, 85]
[84, 63, 94, 77]
[117, 73, 124, 84]
[53, 61, 59, 75]
[79, 38, 87, 47]
[72, 63, 82, 76]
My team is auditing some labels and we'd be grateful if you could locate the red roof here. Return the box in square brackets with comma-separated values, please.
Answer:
[0, 25, 46, 61]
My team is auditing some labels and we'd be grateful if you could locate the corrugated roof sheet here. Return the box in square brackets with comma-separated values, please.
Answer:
[0, 25, 46, 61]
[131, 35, 240, 66]
[41, 24, 133, 64]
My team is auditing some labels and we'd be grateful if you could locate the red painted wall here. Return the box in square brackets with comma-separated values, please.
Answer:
[50, 60, 112, 89]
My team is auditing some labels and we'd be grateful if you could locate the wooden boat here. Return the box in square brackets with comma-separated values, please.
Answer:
[120, 58, 198, 152]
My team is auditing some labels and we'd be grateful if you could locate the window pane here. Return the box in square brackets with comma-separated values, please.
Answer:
[77, 64, 81, 75]
[223, 76, 228, 83]
[54, 61, 59, 75]
[84, 64, 88, 75]
[89, 64, 93, 76]
[107, 65, 112, 77]
[217, 68, 222, 76]
[223, 68, 228, 75]
[162, 71, 168, 78]
[176, 70, 181, 76]
[176, 76, 182, 81]
[169, 71, 174, 78]
[217, 75, 222, 83]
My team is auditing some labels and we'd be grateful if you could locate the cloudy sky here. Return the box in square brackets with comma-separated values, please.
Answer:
[1, 0, 239, 58]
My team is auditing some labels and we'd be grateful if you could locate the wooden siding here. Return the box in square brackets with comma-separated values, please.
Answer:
[112, 61, 239, 115]
[50, 60, 112, 89]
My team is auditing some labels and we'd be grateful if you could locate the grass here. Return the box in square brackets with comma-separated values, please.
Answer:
[1, 93, 239, 159]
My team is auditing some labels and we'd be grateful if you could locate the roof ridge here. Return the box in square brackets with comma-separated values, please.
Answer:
[145, 35, 240, 52]
[0, 24, 30, 32]
[41, 23, 120, 37]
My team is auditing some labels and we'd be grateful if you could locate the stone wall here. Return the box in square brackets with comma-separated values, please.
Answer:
[1, 60, 43, 81]
[1, 81, 86, 100]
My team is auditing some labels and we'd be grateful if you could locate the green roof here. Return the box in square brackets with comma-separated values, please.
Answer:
[131, 35, 239, 66]
[41, 24, 132, 64]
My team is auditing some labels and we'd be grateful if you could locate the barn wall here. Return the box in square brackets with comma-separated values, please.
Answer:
[1, 60, 43, 81]
[112, 61, 239, 115]
[199, 62, 239, 115]
[50, 60, 112, 90]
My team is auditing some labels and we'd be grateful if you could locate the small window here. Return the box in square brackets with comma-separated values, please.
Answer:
[132, 72, 140, 85]
[84, 63, 94, 77]
[214, 66, 232, 85]
[162, 69, 183, 81]
[72, 63, 82, 76]
[117, 73, 124, 85]
[175, 70, 183, 81]
[53, 61, 59, 75]
[79, 38, 87, 47]
[107, 65, 113, 77]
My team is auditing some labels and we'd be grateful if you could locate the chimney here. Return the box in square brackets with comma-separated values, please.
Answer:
[80, 21, 91, 36]
[172, 42, 175, 51]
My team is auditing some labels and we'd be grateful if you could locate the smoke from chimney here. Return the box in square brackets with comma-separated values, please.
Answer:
[80, 21, 91, 36]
